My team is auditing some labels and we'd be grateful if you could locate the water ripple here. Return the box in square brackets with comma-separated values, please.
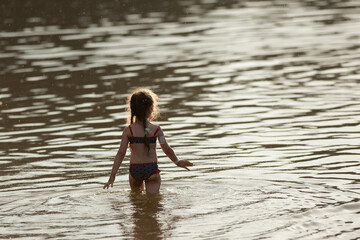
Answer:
[1, 0, 360, 239]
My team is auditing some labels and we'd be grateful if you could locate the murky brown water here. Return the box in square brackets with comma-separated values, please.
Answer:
[1, 0, 360, 239]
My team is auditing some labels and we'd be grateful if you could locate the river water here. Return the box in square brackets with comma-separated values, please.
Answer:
[1, 0, 360, 239]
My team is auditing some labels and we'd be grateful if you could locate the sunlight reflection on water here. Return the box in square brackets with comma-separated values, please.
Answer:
[1, 0, 360, 239]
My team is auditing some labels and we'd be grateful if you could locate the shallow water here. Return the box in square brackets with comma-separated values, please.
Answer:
[1, 0, 360, 239]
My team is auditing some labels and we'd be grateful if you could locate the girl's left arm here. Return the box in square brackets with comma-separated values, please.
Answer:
[103, 127, 129, 189]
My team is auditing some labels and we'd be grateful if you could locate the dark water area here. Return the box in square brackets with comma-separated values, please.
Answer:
[1, 0, 240, 31]
[1, 0, 360, 239]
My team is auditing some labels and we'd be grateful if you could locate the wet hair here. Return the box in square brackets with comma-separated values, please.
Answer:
[126, 88, 159, 152]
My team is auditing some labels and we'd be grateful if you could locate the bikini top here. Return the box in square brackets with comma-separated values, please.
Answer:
[128, 125, 160, 144]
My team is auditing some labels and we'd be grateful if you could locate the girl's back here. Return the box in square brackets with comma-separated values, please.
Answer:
[128, 122, 160, 164]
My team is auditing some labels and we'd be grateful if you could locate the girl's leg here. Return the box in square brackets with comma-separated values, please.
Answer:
[129, 174, 144, 193]
[145, 173, 161, 195]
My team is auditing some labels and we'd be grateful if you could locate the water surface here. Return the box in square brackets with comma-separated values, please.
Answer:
[1, 0, 360, 239]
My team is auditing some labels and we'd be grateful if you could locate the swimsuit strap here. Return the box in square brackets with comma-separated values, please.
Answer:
[129, 125, 134, 137]
[129, 125, 159, 137]
[153, 125, 160, 137]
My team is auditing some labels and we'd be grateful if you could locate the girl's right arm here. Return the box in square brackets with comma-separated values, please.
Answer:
[158, 127, 193, 171]
[103, 127, 129, 189]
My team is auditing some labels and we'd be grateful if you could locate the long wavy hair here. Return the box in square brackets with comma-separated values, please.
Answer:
[126, 88, 159, 152]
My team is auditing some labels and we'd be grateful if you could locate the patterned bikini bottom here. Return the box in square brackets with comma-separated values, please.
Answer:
[129, 163, 161, 182]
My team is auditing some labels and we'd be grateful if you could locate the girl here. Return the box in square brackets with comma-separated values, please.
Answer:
[103, 88, 193, 194]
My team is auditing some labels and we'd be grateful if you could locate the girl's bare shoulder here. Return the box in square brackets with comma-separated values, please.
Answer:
[148, 122, 159, 128]
[149, 123, 161, 134]
[123, 125, 132, 137]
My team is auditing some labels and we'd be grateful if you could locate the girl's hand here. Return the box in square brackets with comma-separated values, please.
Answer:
[177, 160, 193, 171]
[103, 176, 115, 189]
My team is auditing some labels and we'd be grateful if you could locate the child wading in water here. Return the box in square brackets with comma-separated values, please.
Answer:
[103, 88, 193, 194]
